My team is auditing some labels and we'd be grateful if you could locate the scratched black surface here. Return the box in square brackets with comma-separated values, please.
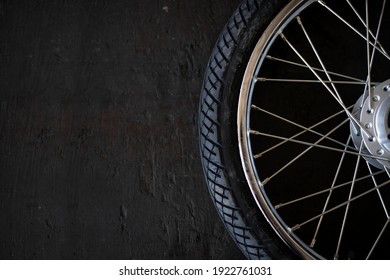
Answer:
[0, 0, 244, 259]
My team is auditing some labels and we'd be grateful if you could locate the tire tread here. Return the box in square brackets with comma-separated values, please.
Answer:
[199, 0, 271, 260]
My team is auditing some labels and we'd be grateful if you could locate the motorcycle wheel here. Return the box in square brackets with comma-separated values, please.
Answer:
[199, 0, 390, 259]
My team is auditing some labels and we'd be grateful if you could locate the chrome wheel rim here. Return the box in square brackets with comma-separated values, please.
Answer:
[239, 0, 390, 259]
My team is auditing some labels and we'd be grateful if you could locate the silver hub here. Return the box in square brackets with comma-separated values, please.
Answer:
[351, 80, 390, 169]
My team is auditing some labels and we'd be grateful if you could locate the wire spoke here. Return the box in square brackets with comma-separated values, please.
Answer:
[334, 141, 364, 260]
[366, 218, 390, 259]
[254, 118, 350, 185]
[291, 179, 390, 232]
[366, 162, 389, 218]
[252, 106, 356, 158]
[251, 104, 355, 151]
[280, 33, 342, 104]
[275, 169, 385, 210]
[310, 136, 352, 248]
[280, 32, 373, 139]
[297, 16, 343, 103]
[265, 55, 367, 83]
[318, 0, 390, 61]
[345, 0, 389, 56]
[250, 129, 389, 162]
[365, 0, 373, 110]
[256, 77, 370, 85]
[361, 0, 387, 107]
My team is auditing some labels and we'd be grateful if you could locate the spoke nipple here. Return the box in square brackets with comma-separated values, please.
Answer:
[310, 239, 316, 248]
[291, 224, 300, 231]
[266, 55, 274, 60]
[262, 177, 270, 185]
[279, 33, 287, 41]
[296, 16, 302, 25]
[254, 154, 262, 159]
[275, 204, 282, 210]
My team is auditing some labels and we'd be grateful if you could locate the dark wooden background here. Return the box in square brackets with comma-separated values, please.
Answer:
[0, 0, 245, 259]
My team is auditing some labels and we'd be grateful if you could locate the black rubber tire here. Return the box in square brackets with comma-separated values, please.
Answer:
[199, 0, 298, 260]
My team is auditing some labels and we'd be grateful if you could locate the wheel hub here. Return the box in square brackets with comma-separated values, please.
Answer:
[351, 80, 390, 169]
